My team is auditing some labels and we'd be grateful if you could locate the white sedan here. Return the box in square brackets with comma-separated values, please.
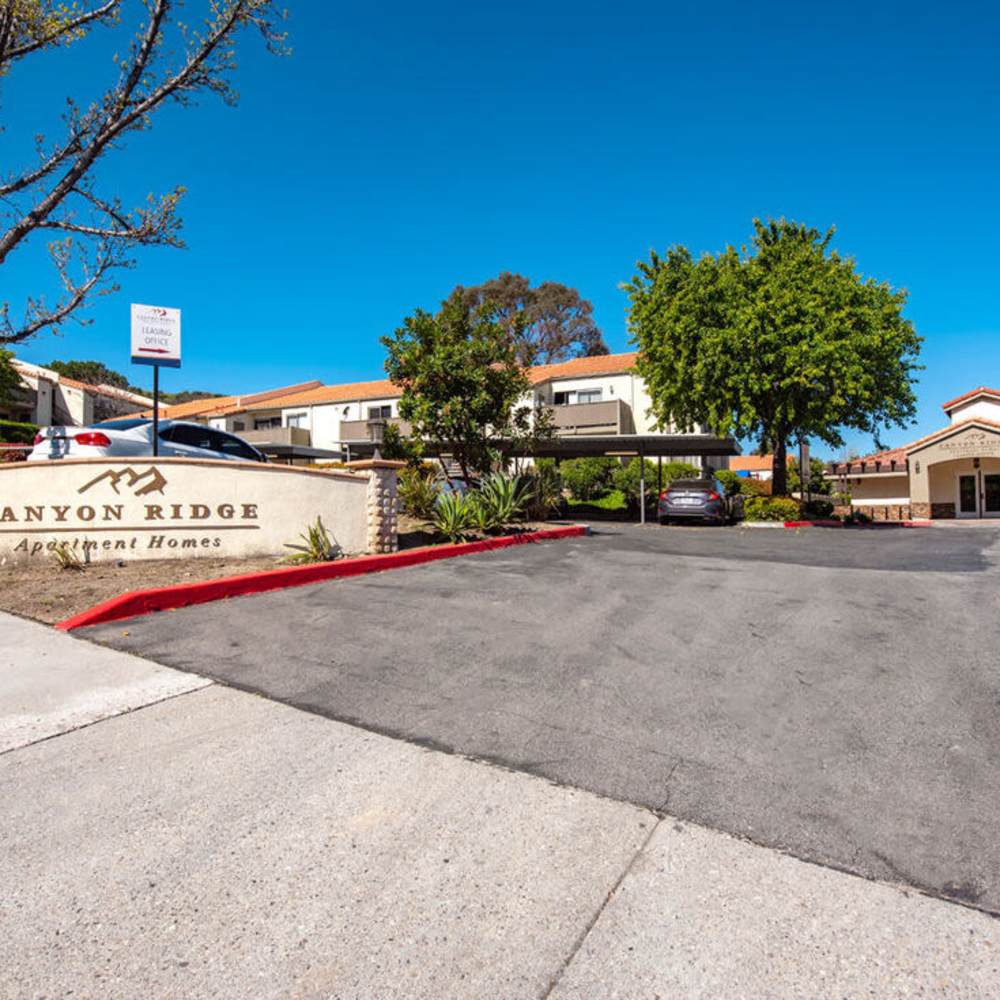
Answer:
[28, 418, 267, 463]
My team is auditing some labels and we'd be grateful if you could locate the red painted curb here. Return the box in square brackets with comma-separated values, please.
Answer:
[55, 524, 589, 632]
[781, 519, 933, 529]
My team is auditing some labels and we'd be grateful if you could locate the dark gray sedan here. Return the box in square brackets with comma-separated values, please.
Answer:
[658, 477, 742, 526]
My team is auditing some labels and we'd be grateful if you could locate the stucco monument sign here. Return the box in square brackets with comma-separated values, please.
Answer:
[0, 458, 400, 564]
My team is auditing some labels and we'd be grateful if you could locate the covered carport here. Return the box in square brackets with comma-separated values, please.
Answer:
[511, 433, 741, 524]
[345, 430, 740, 523]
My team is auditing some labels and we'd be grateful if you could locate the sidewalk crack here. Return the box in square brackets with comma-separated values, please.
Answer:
[539, 814, 663, 999]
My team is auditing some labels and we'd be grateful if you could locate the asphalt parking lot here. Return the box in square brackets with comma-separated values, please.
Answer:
[89, 523, 1000, 915]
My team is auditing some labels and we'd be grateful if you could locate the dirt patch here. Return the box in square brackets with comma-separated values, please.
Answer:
[0, 555, 286, 625]
[1, 517, 572, 625]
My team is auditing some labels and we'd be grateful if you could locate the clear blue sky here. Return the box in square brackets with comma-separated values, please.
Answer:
[5, 0, 999, 456]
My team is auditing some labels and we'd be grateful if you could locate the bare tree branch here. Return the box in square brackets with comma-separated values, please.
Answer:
[0, 1, 287, 345]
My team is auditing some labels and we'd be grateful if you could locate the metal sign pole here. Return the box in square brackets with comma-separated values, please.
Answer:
[153, 366, 160, 457]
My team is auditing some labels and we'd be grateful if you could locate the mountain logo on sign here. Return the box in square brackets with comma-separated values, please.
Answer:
[78, 466, 167, 497]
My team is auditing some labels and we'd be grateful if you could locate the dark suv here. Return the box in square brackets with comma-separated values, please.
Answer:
[658, 477, 742, 526]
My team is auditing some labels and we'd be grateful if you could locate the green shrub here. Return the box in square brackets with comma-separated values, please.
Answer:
[473, 472, 531, 530]
[522, 462, 564, 520]
[559, 457, 617, 500]
[0, 419, 38, 444]
[612, 458, 657, 505]
[739, 476, 771, 497]
[802, 498, 835, 519]
[432, 491, 474, 542]
[398, 465, 440, 518]
[662, 460, 702, 482]
[715, 469, 742, 497]
[844, 508, 871, 524]
[744, 496, 801, 522]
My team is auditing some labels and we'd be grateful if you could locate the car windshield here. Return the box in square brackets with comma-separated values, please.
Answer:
[98, 418, 151, 430]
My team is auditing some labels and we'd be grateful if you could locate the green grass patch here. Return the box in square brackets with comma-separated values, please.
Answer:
[567, 489, 628, 512]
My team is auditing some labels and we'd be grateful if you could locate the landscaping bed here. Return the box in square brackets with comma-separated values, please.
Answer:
[0, 554, 286, 625]
[1, 516, 566, 625]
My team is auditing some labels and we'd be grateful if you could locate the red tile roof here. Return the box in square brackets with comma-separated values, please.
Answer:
[828, 416, 1000, 474]
[526, 352, 638, 385]
[941, 386, 1000, 412]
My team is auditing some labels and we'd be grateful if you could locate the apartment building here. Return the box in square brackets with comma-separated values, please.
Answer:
[2, 360, 153, 427]
[150, 352, 738, 467]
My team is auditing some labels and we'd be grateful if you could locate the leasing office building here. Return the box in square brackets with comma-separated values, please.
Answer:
[828, 386, 1000, 520]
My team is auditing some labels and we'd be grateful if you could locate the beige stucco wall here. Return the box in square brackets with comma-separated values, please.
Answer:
[947, 397, 1000, 424]
[842, 473, 910, 504]
[924, 457, 1000, 505]
[0, 458, 373, 564]
[908, 425, 1000, 504]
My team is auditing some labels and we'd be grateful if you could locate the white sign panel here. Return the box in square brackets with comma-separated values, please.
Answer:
[131, 303, 181, 368]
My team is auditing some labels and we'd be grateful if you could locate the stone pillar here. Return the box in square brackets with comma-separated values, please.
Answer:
[344, 459, 405, 553]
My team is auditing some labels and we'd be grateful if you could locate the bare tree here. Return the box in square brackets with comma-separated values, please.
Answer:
[0, 1, 286, 345]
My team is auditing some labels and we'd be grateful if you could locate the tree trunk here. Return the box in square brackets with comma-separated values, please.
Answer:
[772, 437, 788, 496]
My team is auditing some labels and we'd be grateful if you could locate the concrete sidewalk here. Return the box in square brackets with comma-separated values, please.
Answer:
[1, 620, 997, 997]
[0, 611, 208, 753]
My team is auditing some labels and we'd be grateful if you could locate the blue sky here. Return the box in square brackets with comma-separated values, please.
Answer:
[4, 0, 999, 456]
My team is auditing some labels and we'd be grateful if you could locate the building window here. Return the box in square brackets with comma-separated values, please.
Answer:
[577, 389, 603, 405]
[233, 421, 245, 432]
[286, 413, 307, 428]
[254, 417, 281, 429]
[367, 405, 391, 419]
[553, 391, 570, 406]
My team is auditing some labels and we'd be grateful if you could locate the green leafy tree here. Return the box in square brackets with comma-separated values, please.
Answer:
[382, 290, 542, 482]
[47, 359, 129, 389]
[626, 219, 922, 495]
[789, 457, 832, 496]
[0, 348, 22, 407]
[457, 272, 609, 365]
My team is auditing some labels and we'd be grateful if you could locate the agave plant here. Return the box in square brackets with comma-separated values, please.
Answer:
[397, 466, 440, 519]
[467, 492, 494, 534]
[474, 472, 531, 531]
[432, 491, 473, 543]
[51, 540, 84, 571]
[523, 463, 564, 520]
[284, 517, 340, 564]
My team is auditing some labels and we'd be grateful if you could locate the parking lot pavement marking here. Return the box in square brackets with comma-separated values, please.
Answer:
[0, 683, 652, 1000]
[0, 611, 210, 754]
[549, 820, 1000, 1000]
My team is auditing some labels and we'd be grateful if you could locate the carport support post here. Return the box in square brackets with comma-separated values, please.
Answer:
[639, 445, 646, 525]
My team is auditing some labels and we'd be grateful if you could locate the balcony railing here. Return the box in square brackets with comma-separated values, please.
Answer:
[338, 403, 633, 443]
[241, 426, 312, 447]
[340, 416, 412, 441]
[549, 399, 634, 435]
